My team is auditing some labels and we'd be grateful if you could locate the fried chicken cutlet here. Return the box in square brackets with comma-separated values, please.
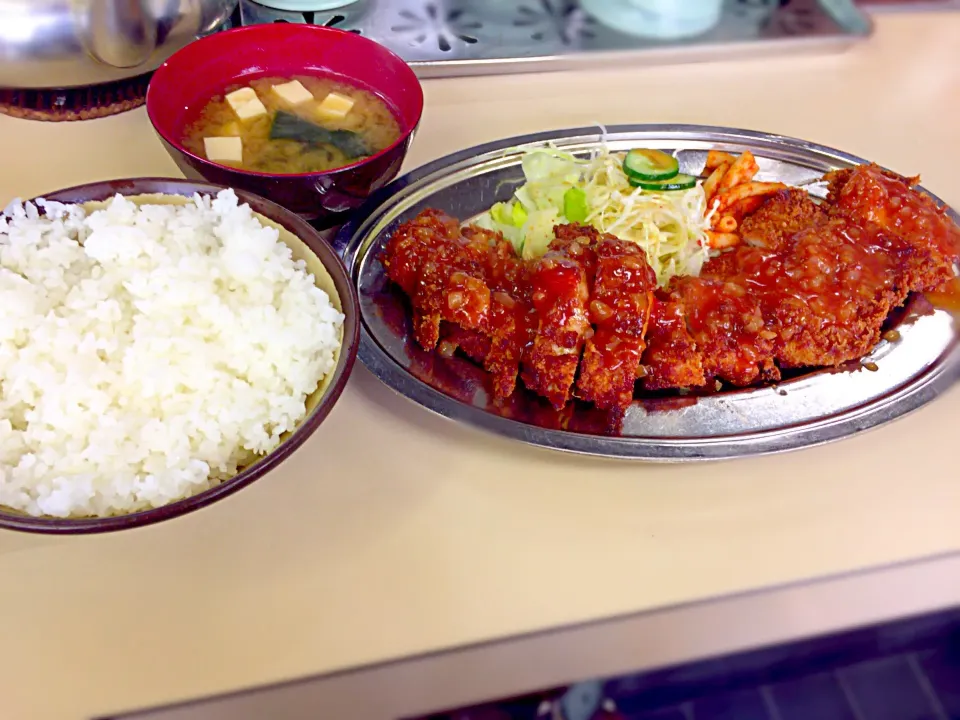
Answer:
[697, 165, 959, 370]
[380, 163, 960, 413]
[700, 219, 903, 368]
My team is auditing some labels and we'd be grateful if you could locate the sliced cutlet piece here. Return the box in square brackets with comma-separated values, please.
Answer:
[462, 226, 537, 398]
[381, 209, 461, 296]
[486, 243, 537, 398]
[761, 219, 903, 369]
[640, 291, 706, 391]
[827, 164, 960, 294]
[671, 275, 779, 387]
[646, 217, 796, 391]
[521, 226, 596, 409]
[575, 235, 657, 412]
[412, 246, 491, 350]
[381, 210, 492, 350]
[381, 210, 462, 350]
[738, 188, 826, 252]
[700, 217, 903, 370]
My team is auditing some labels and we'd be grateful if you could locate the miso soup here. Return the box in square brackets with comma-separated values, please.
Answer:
[182, 75, 403, 174]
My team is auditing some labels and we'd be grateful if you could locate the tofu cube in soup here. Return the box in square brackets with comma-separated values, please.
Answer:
[204, 136, 243, 163]
[225, 87, 267, 120]
[224, 87, 257, 109]
[317, 92, 355, 121]
[272, 80, 315, 106]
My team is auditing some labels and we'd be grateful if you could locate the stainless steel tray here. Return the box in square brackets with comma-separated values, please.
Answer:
[238, 0, 873, 77]
[337, 125, 960, 461]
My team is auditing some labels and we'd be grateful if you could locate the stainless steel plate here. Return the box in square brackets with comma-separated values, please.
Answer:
[337, 125, 960, 460]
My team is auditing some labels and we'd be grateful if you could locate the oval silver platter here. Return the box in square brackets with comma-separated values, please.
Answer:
[337, 125, 960, 461]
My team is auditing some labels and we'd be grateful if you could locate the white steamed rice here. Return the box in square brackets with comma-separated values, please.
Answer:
[0, 189, 344, 518]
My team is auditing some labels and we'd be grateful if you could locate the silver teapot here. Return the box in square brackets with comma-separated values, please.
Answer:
[0, 0, 238, 89]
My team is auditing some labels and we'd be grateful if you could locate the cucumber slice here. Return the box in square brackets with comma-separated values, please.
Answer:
[622, 148, 680, 181]
[628, 172, 698, 192]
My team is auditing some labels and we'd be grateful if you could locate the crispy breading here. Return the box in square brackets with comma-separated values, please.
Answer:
[738, 188, 826, 252]
[828, 164, 960, 293]
[641, 294, 705, 391]
[466, 228, 536, 398]
[382, 209, 491, 349]
[575, 234, 657, 411]
[764, 220, 902, 368]
[520, 226, 596, 409]
[670, 276, 779, 386]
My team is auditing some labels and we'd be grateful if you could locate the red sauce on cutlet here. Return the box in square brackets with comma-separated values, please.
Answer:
[857, 171, 960, 258]
[531, 260, 587, 351]
[715, 222, 902, 326]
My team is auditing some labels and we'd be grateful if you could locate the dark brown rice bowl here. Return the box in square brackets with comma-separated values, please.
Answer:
[0, 178, 359, 534]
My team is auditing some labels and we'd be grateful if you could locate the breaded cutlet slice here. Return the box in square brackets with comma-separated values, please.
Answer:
[575, 235, 657, 412]
[382, 210, 492, 350]
[521, 226, 597, 409]
[760, 218, 903, 369]
[641, 293, 706, 391]
[738, 188, 826, 252]
[671, 276, 780, 387]
[827, 164, 960, 294]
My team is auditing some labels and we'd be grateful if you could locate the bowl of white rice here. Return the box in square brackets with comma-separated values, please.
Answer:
[0, 178, 359, 533]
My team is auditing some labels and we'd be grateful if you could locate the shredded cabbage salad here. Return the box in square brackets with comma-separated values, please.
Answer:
[472, 145, 713, 286]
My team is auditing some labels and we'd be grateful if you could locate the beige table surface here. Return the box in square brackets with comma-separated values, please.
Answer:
[2, 12, 960, 720]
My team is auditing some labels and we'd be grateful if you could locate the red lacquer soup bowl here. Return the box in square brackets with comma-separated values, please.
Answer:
[146, 24, 424, 224]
